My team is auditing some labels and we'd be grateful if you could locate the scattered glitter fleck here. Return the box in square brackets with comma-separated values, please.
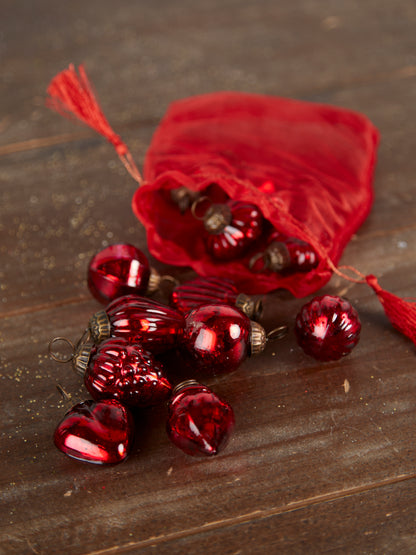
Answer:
[343, 379, 350, 393]
[322, 15, 341, 29]
[397, 240, 408, 249]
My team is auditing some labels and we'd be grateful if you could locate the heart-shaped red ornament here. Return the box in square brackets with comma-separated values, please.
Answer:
[54, 399, 134, 464]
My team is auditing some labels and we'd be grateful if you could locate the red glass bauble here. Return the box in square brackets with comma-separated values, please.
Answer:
[83, 338, 172, 407]
[53, 399, 134, 464]
[181, 304, 252, 374]
[171, 276, 262, 319]
[89, 295, 185, 353]
[88, 244, 151, 303]
[166, 381, 235, 456]
[250, 230, 319, 274]
[204, 200, 263, 260]
[295, 295, 361, 361]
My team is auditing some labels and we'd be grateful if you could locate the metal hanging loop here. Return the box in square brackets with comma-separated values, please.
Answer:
[48, 337, 75, 364]
[248, 251, 266, 272]
[266, 325, 289, 342]
[190, 196, 213, 221]
[160, 275, 180, 288]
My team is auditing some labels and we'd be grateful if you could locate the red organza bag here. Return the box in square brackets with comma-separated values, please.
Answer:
[133, 92, 379, 296]
[46, 65, 416, 345]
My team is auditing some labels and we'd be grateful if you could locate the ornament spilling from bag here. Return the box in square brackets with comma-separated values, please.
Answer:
[46, 65, 416, 350]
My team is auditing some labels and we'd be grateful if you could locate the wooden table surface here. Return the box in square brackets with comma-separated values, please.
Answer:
[2, 1, 416, 553]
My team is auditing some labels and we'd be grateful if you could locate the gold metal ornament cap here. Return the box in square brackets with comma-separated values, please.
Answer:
[235, 293, 263, 320]
[88, 309, 111, 343]
[170, 187, 200, 213]
[249, 321, 267, 356]
[72, 343, 93, 377]
[265, 242, 291, 272]
[203, 203, 232, 234]
[147, 267, 162, 294]
[172, 380, 202, 397]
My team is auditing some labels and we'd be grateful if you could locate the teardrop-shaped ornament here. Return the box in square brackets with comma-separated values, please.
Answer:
[166, 380, 235, 456]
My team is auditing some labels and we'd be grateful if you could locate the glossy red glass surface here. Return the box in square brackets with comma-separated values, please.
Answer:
[171, 277, 239, 315]
[106, 295, 185, 353]
[295, 295, 361, 361]
[285, 238, 318, 272]
[205, 201, 263, 260]
[269, 230, 318, 273]
[54, 399, 134, 464]
[84, 338, 172, 407]
[88, 244, 150, 304]
[166, 383, 235, 456]
[182, 304, 251, 374]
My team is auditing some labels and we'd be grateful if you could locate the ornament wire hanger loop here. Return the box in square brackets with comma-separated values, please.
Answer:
[160, 275, 180, 288]
[190, 196, 213, 221]
[48, 328, 92, 364]
[48, 337, 75, 364]
[248, 251, 266, 272]
[75, 328, 92, 350]
[267, 325, 289, 342]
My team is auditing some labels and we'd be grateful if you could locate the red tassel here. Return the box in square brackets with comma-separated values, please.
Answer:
[47, 64, 142, 185]
[366, 275, 416, 346]
[326, 259, 416, 347]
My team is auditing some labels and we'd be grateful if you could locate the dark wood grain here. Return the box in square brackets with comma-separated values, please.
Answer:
[1, 0, 416, 553]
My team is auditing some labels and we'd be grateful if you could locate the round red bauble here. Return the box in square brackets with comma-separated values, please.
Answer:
[203, 200, 263, 260]
[295, 295, 361, 361]
[181, 303, 253, 374]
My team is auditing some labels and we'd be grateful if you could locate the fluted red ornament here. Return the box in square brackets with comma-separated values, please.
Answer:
[181, 303, 268, 374]
[295, 295, 361, 361]
[166, 380, 235, 456]
[54, 398, 134, 464]
[171, 276, 263, 319]
[72, 337, 172, 407]
[250, 230, 318, 274]
[88, 295, 185, 353]
[200, 200, 263, 260]
[87, 243, 167, 304]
